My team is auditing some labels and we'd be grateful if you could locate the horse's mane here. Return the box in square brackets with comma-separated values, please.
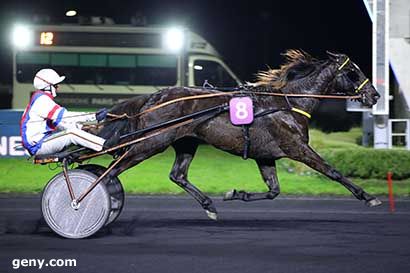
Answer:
[255, 49, 317, 89]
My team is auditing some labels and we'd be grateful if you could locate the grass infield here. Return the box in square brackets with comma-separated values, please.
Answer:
[0, 128, 409, 196]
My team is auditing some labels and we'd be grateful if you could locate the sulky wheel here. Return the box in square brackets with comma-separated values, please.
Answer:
[41, 169, 111, 239]
[77, 164, 125, 226]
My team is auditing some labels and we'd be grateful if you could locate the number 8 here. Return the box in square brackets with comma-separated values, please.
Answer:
[235, 102, 248, 119]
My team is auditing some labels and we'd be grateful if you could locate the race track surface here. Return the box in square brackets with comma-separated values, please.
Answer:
[0, 195, 409, 273]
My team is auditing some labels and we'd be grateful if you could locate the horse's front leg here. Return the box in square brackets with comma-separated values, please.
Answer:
[224, 159, 280, 202]
[290, 144, 381, 207]
[170, 138, 218, 220]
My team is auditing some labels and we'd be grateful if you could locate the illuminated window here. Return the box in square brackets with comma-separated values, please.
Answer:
[16, 52, 177, 86]
[193, 60, 236, 87]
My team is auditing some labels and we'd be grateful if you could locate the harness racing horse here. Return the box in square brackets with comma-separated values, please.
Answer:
[99, 50, 381, 220]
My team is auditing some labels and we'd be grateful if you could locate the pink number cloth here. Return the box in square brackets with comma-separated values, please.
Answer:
[229, 97, 254, 125]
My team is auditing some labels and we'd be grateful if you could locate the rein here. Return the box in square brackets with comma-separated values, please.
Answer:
[99, 57, 367, 125]
[106, 91, 361, 121]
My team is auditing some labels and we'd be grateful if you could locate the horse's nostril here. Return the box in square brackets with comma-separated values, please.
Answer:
[374, 93, 380, 100]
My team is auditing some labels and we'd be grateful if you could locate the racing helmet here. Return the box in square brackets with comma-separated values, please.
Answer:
[33, 69, 65, 96]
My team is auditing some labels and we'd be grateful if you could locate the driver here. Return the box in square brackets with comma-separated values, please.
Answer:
[20, 68, 118, 156]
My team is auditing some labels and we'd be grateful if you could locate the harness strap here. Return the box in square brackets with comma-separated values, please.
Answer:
[282, 93, 311, 118]
[79, 105, 228, 161]
[355, 78, 369, 93]
[291, 107, 311, 119]
[242, 125, 250, 160]
[338, 57, 350, 70]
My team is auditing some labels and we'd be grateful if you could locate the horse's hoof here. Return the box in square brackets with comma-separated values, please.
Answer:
[205, 210, 218, 221]
[223, 189, 236, 201]
[366, 198, 382, 207]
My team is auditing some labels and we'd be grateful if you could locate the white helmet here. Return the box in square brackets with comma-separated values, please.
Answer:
[33, 69, 65, 97]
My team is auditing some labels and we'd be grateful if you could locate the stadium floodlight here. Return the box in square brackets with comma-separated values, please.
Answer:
[65, 10, 77, 17]
[163, 27, 184, 52]
[11, 24, 32, 49]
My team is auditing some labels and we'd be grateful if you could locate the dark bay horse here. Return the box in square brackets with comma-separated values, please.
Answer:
[99, 50, 381, 220]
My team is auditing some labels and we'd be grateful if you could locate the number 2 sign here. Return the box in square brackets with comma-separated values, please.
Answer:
[229, 97, 254, 125]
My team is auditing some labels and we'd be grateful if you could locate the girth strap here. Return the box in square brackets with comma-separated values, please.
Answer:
[242, 125, 250, 160]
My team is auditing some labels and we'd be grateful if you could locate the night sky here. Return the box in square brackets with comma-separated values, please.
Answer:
[0, 0, 372, 84]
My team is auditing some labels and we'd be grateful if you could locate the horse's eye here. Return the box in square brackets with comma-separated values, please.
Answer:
[346, 71, 360, 82]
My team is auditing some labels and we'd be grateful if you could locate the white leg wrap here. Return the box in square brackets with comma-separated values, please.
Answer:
[36, 128, 106, 155]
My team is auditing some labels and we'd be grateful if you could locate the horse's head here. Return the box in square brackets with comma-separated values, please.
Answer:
[326, 51, 380, 107]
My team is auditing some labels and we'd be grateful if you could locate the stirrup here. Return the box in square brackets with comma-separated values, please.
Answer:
[33, 151, 71, 165]
[33, 148, 85, 165]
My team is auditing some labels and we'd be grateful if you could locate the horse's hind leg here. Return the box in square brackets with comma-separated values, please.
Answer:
[291, 144, 381, 207]
[224, 159, 281, 202]
[170, 138, 218, 220]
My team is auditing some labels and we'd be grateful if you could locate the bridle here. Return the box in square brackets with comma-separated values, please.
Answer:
[335, 57, 370, 95]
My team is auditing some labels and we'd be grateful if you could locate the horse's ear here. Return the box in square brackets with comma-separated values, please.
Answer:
[326, 51, 340, 61]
